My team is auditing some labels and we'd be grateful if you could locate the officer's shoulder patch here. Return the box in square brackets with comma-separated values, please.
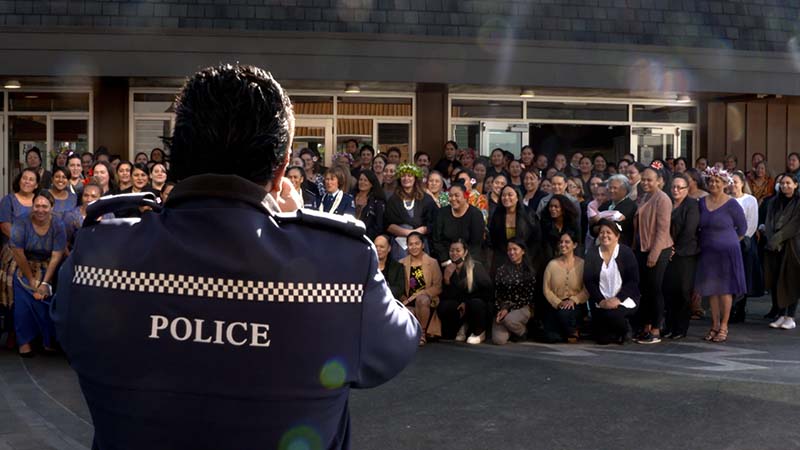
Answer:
[83, 192, 162, 227]
[274, 209, 366, 240]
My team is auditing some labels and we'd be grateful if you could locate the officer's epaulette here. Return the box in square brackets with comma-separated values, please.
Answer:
[274, 209, 366, 240]
[83, 192, 162, 227]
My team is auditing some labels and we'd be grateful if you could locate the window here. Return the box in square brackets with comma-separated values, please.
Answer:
[453, 124, 480, 152]
[9, 92, 90, 112]
[134, 119, 172, 156]
[452, 99, 522, 119]
[633, 105, 696, 123]
[337, 97, 412, 116]
[291, 96, 334, 115]
[527, 102, 628, 121]
[133, 93, 176, 114]
[377, 123, 411, 162]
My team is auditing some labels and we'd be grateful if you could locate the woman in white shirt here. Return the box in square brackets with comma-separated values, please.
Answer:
[730, 170, 760, 322]
[582, 219, 642, 345]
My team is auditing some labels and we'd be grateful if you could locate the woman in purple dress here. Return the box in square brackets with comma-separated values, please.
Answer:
[696, 167, 747, 343]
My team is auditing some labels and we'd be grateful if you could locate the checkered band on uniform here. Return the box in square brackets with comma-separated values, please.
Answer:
[72, 265, 364, 303]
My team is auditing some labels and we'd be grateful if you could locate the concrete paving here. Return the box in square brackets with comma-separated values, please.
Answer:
[2, 296, 799, 449]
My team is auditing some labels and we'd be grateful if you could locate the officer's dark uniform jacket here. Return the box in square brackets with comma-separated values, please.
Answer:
[52, 174, 421, 450]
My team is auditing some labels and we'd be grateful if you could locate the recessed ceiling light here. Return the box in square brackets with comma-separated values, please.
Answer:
[344, 83, 360, 94]
[24, 95, 38, 99]
[676, 94, 691, 103]
[3, 80, 21, 89]
[519, 89, 535, 98]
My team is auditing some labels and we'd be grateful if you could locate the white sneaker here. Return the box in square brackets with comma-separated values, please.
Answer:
[780, 317, 796, 330]
[466, 331, 485, 345]
[455, 324, 467, 342]
[769, 317, 786, 329]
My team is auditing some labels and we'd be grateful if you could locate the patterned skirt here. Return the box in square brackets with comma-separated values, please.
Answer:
[0, 244, 17, 308]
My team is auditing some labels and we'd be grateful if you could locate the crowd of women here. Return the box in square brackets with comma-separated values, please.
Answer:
[292, 143, 800, 347]
[0, 146, 173, 356]
[2, 142, 800, 355]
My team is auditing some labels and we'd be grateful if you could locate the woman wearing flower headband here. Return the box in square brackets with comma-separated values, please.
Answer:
[695, 167, 748, 343]
[333, 151, 357, 193]
[458, 148, 476, 170]
[299, 148, 325, 198]
[384, 164, 437, 259]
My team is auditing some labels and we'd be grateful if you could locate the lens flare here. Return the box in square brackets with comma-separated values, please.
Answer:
[319, 359, 347, 389]
[279, 425, 323, 450]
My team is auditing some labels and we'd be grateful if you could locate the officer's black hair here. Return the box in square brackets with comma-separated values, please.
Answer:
[34, 189, 55, 207]
[13, 168, 40, 193]
[170, 64, 293, 185]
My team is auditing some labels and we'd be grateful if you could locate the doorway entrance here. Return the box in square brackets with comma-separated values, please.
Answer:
[293, 118, 333, 166]
[631, 126, 693, 165]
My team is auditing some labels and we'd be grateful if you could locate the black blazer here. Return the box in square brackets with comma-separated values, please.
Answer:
[670, 197, 700, 256]
[583, 244, 641, 307]
[432, 205, 485, 263]
[381, 257, 406, 301]
[356, 196, 386, 240]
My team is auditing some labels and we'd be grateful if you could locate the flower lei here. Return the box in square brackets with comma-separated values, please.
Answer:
[703, 166, 733, 185]
[396, 163, 424, 179]
[333, 152, 354, 165]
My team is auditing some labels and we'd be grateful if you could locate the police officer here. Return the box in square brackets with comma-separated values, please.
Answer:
[52, 64, 421, 450]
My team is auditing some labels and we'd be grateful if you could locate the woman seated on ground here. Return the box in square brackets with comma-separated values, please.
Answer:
[11, 190, 66, 356]
[374, 234, 405, 301]
[542, 230, 589, 343]
[583, 219, 641, 345]
[399, 232, 443, 346]
[438, 240, 493, 345]
[493, 238, 536, 345]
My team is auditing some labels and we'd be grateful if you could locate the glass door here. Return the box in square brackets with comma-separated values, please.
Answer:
[8, 115, 47, 192]
[50, 117, 89, 165]
[294, 118, 333, 166]
[632, 127, 677, 165]
[480, 121, 529, 158]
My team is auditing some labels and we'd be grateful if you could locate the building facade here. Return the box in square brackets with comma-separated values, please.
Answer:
[2, 0, 800, 193]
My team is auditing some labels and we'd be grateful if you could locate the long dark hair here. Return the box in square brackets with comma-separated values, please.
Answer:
[506, 237, 535, 273]
[357, 169, 385, 201]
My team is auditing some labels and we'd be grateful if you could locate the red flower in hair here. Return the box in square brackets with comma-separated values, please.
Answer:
[650, 160, 664, 170]
[82, 168, 94, 185]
